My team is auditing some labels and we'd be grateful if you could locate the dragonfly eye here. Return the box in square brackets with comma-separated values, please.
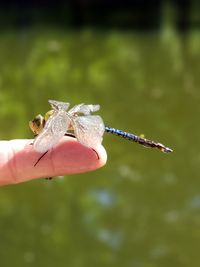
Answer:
[29, 114, 45, 135]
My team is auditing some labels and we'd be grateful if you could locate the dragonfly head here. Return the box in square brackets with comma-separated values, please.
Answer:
[29, 114, 45, 136]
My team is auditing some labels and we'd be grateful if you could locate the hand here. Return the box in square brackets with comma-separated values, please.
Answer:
[0, 136, 107, 185]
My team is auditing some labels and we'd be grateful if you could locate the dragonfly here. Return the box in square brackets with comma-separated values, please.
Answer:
[29, 100, 173, 166]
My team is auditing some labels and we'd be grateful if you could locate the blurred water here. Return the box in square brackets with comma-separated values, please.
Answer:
[0, 28, 200, 267]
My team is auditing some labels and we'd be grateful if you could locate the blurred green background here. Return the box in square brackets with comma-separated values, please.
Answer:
[0, 1, 200, 267]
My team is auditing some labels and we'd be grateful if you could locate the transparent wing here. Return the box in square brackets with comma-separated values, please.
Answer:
[48, 100, 70, 111]
[33, 111, 70, 153]
[69, 104, 100, 116]
[73, 115, 105, 149]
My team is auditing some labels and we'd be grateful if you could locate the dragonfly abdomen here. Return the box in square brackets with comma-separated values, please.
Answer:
[105, 126, 173, 153]
[105, 126, 138, 141]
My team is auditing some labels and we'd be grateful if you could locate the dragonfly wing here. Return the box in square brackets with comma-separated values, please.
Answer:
[48, 100, 70, 111]
[69, 104, 100, 116]
[81, 104, 100, 114]
[33, 111, 70, 153]
[73, 115, 105, 149]
[68, 104, 84, 114]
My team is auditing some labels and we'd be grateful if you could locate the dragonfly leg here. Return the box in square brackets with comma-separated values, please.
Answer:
[64, 133, 76, 138]
[92, 149, 100, 160]
[34, 150, 49, 167]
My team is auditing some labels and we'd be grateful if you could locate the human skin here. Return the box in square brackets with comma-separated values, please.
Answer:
[0, 136, 107, 186]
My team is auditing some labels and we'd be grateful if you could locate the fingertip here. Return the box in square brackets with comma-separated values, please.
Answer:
[94, 144, 107, 168]
[48, 137, 107, 176]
